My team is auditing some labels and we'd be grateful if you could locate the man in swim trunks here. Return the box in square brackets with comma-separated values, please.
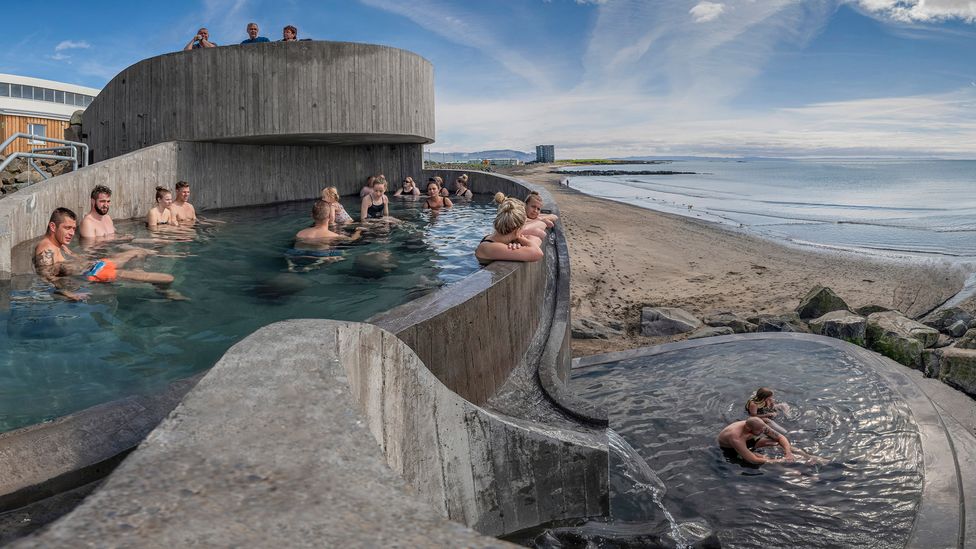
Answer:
[717, 417, 795, 465]
[34, 208, 175, 300]
[79, 184, 118, 239]
[171, 181, 197, 224]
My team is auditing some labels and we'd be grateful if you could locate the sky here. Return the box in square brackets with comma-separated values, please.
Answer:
[2, 0, 974, 158]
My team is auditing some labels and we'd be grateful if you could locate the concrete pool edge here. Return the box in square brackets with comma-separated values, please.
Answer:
[573, 332, 975, 548]
[11, 320, 601, 547]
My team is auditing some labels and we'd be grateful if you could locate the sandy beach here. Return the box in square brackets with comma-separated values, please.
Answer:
[500, 164, 968, 357]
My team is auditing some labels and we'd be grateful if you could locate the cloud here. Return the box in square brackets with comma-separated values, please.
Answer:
[54, 40, 91, 51]
[854, 0, 976, 23]
[689, 2, 725, 23]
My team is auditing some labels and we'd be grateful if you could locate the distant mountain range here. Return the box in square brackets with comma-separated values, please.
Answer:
[423, 149, 536, 162]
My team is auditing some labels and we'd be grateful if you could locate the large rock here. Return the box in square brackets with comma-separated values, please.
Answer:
[954, 328, 976, 350]
[49, 160, 72, 177]
[854, 304, 890, 316]
[921, 306, 974, 333]
[14, 170, 43, 184]
[0, 170, 14, 185]
[572, 317, 621, 340]
[795, 286, 850, 320]
[924, 347, 976, 398]
[866, 311, 940, 368]
[808, 310, 866, 346]
[687, 326, 734, 340]
[747, 312, 810, 333]
[703, 312, 757, 333]
[641, 307, 701, 336]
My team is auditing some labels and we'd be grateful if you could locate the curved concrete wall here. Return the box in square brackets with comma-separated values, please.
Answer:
[83, 41, 435, 161]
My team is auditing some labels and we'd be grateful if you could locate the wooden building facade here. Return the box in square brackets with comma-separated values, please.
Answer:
[0, 73, 99, 156]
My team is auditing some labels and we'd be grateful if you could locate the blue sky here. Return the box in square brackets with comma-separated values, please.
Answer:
[3, 0, 974, 158]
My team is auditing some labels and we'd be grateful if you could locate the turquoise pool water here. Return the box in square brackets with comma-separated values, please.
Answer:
[0, 196, 495, 433]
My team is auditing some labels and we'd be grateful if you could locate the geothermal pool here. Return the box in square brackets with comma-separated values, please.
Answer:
[566, 338, 923, 549]
[0, 196, 496, 433]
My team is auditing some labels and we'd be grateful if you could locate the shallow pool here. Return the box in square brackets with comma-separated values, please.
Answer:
[570, 339, 923, 549]
[0, 196, 495, 433]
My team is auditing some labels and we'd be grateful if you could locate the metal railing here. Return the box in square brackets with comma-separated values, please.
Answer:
[0, 133, 88, 186]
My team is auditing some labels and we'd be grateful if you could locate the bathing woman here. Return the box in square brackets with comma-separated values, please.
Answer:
[147, 187, 179, 228]
[424, 180, 453, 210]
[360, 178, 391, 220]
[745, 387, 791, 435]
[474, 198, 543, 264]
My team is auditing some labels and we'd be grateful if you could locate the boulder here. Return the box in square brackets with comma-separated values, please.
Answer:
[572, 317, 621, 340]
[795, 285, 850, 320]
[13, 171, 43, 184]
[48, 161, 71, 177]
[865, 311, 940, 369]
[921, 306, 974, 333]
[854, 304, 890, 316]
[0, 170, 14, 185]
[948, 320, 969, 338]
[954, 328, 976, 350]
[922, 349, 942, 378]
[928, 347, 976, 398]
[808, 310, 866, 346]
[703, 312, 757, 333]
[69, 110, 84, 126]
[641, 307, 701, 336]
[687, 326, 734, 340]
[934, 334, 953, 348]
[747, 312, 810, 333]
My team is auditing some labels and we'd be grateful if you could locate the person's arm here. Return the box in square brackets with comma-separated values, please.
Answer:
[147, 209, 160, 227]
[440, 188, 449, 197]
[78, 218, 96, 239]
[443, 197, 453, 208]
[731, 438, 774, 465]
[771, 429, 794, 461]
[477, 242, 544, 263]
[382, 196, 389, 217]
[327, 203, 337, 225]
[360, 195, 370, 221]
[184, 34, 200, 51]
[34, 251, 87, 301]
[393, 186, 403, 196]
[201, 39, 216, 48]
[748, 401, 777, 419]
[411, 186, 421, 196]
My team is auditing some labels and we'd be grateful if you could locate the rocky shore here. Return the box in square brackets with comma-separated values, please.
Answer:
[0, 155, 75, 196]
[551, 169, 697, 176]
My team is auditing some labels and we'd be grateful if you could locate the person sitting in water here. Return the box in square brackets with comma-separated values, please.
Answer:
[320, 187, 352, 224]
[493, 193, 546, 240]
[433, 175, 450, 197]
[296, 200, 363, 241]
[171, 181, 197, 225]
[34, 208, 175, 300]
[147, 187, 179, 228]
[359, 175, 376, 198]
[360, 178, 391, 220]
[717, 417, 795, 466]
[474, 198, 544, 265]
[454, 176, 473, 199]
[424, 180, 453, 210]
[393, 177, 421, 197]
[79, 185, 119, 240]
[746, 387, 791, 436]
[524, 191, 559, 228]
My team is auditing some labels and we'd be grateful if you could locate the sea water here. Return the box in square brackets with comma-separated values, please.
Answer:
[563, 158, 976, 260]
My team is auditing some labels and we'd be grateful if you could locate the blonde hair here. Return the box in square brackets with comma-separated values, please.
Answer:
[321, 187, 339, 202]
[494, 198, 526, 235]
[460, 173, 469, 183]
[493, 192, 506, 205]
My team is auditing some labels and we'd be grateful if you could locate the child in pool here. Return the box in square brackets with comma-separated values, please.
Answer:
[320, 187, 352, 224]
[745, 387, 791, 435]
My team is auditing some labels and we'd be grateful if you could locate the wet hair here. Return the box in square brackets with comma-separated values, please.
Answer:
[90, 185, 111, 199]
[321, 186, 340, 202]
[494, 198, 526, 235]
[751, 387, 773, 403]
[49, 207, 77, 227]
[493, 192, 506, 205]
[371, 178, 386, 189]
[525, 191, 544, 207]
[284, 25, 297, 35]
[459, 173, 469, 183]
[312, 200, 331, 222]
[175, 181, 190, 190]
[434, 176, 443, 185]
[155, 186, 172, 201]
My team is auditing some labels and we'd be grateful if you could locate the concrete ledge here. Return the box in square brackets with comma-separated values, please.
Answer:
[14, 320, 605, 546]
[574, 333, 976, 548]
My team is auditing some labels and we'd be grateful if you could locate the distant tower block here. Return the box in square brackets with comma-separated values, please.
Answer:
[535, 144, 554, 163]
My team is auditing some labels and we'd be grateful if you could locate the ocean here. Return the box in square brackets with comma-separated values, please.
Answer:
[561, 159, 976, 261]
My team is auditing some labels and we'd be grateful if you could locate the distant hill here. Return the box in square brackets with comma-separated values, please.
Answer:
[424, 149, 535, 162]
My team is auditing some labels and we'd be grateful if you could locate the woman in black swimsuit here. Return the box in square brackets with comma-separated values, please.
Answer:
[360, 178, 390, 220]
[424, 180, 453, 210]
[147, 186, 178, 228]
[393, 177, 420, 197]
[474, 197, 543, 265]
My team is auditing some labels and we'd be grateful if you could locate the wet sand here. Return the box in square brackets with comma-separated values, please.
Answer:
[499, 164, 968, 357]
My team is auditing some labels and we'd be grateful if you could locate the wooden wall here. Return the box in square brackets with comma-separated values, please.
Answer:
[0, 115, 69, 155]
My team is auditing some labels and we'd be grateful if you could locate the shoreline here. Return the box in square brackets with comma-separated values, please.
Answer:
[499, 164, 969, 357]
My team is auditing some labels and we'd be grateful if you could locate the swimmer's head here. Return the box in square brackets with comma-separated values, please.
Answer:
[745, 417, 766, 434]
[321, 187, 340, 203]
[47, 207, 78, 241]
[427, 180, 440, 196]
[175, 180, 190, 202]
[525, 191, 544, 219]
[456, 176, 467, 187]
[460, 173, 469, 183]
[90, 185, 112, 215]
[493, 192, 506, 205]
[312, 199, 331, 222]
[155, 186, 173, 206]
[494, 198, 526, 235]
[371, 178, 386, 194]
[753, 387, 773, 402]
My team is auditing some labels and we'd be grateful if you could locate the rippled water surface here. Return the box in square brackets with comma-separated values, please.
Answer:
[0, 196, 494, 432]
[569, 339, 923, 549]
[563, 159, 976, 259]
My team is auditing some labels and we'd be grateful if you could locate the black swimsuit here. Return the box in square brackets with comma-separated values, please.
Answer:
[477, 236, 495, 265]
[366, 199, 385, 218]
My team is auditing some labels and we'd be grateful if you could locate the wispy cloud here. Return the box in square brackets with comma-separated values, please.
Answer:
[55, 40, 91, 52]
[690, 2, 725, 23]
[853, 0, 976, 23]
